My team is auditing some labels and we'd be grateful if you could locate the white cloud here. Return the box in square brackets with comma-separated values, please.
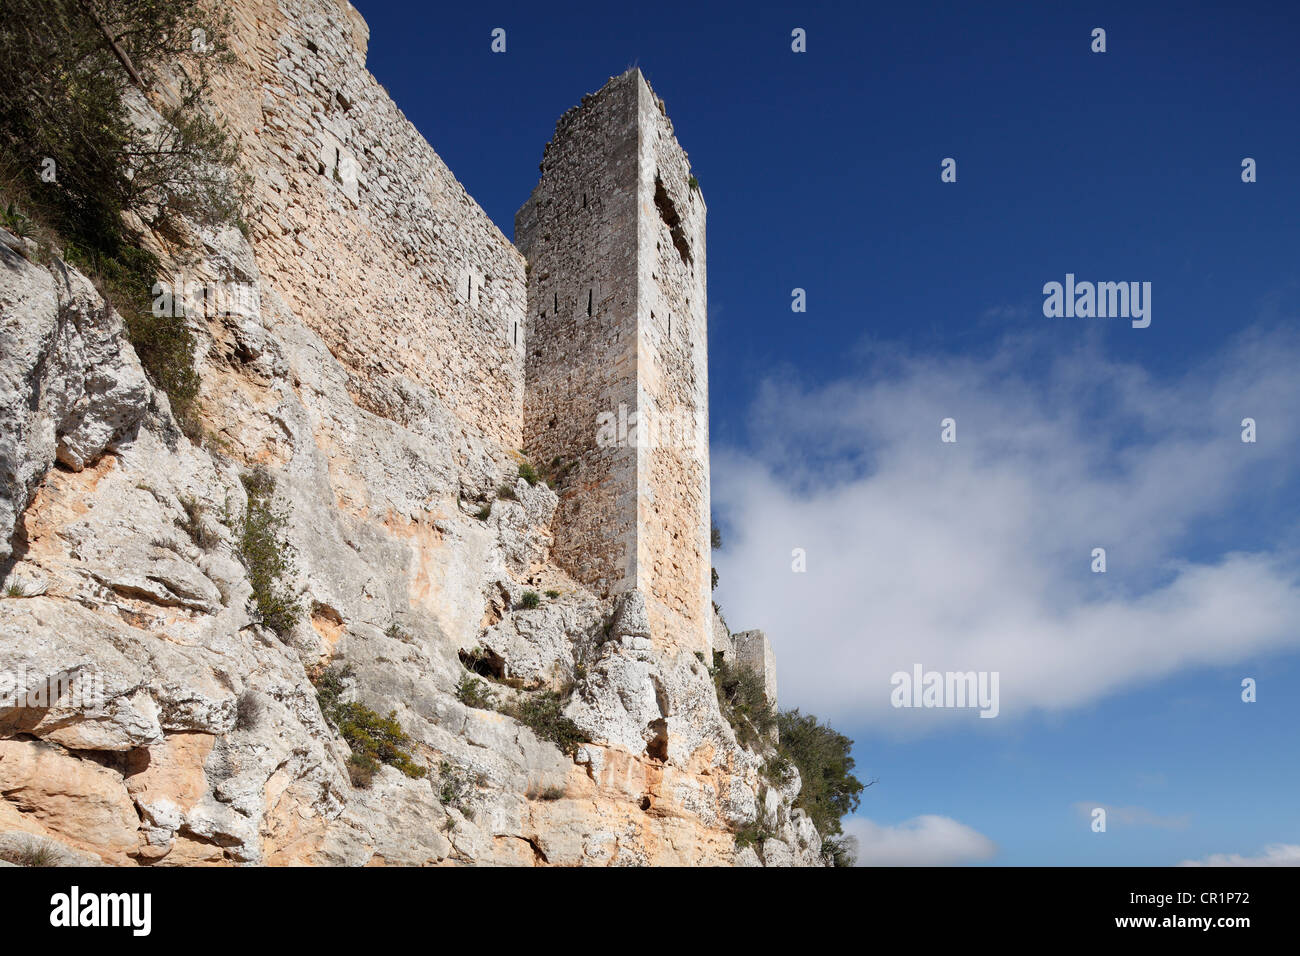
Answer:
[843, 814, 998, 866]
[712, 329, 1300, 730]
[1180, 844, 1300, 867]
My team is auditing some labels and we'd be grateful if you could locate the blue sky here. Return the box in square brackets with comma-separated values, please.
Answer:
[352, 0, 1300, 865]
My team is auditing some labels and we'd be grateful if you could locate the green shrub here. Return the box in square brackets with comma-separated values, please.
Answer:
[732, 825, 762, 850]
[497, 483, 517, 500]
[733, 815, 774, 851]
[505, 691, 590, 757]
[764, 750, 793, 782]
[474, 503, 491, 521]
[333, 705, 427, 781]
[713, 658, 775, 748]
[544, 589, 560, 599]
[2, 201, 32, 238]
[776, 709, 866, 838]
[311, 665, 426, 786]
[456, 674, 495, 710]
[311, 663, 349, 713]
[236, 468, 301, 636]
[517, 590, 541, 610]
[517, 461, 540, 486]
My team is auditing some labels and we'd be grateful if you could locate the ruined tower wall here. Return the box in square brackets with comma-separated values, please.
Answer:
[516, 75, 642, 596]
[517, 71, 712, 657]
[207, 0, 527, 452]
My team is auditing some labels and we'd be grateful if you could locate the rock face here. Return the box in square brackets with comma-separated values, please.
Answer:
[0, 242, 149, 563]
[0, 0, 827, 867]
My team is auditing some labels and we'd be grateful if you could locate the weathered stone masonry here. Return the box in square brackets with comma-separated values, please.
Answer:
[206, 0, 526, 451]
[516, 70, 712, 659]
[208, 0, 715, 657]
[204, 0, 718, 650]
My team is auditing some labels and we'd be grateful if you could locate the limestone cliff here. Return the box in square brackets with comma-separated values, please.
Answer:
[0, 0, 826, 866]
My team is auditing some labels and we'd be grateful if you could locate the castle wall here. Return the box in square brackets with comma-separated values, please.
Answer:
[207, 0, 526, 452]
[209, 0, 710, 656]
[517, 71, 711, 657]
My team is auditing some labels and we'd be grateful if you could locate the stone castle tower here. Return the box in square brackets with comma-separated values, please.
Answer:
[515, 69, 712, 659]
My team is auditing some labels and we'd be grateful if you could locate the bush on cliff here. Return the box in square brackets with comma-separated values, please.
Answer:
[236, 468, 302, 636]
[775, 708, 867, 840]
[455, 674, 495, 710]
[437, 760, 476, 817]
[311, 665, 427, 787]
[503, 690, 590, 757]
[712, 656, 776, 748]
[332, 704, 427, 784]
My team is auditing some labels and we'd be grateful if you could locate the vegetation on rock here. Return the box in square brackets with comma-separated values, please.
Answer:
[437, 760, 476, 817]
[775, 708, 867, 840]
[312, 665, 427, 786]
[712, 655, 777, 748]
[455, 674, 495, 710]
[502, 690, 590, 757]
[235, 468, 301, 636]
